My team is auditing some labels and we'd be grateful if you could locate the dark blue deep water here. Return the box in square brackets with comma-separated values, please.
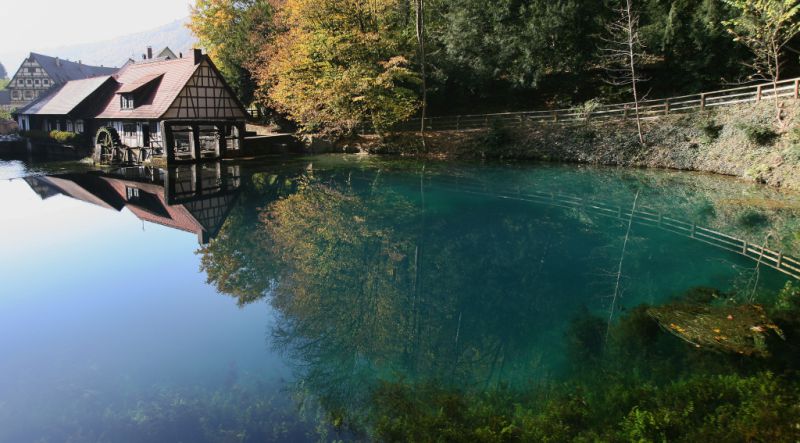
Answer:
[1, 155, 800, 441]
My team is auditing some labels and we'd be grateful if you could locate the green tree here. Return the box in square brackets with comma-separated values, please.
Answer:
[189, 0, 276, 105]
[724, 0, 800, 124]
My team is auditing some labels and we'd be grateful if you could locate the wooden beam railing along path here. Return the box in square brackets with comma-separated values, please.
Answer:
[357, 77, 800, 134]
[342, 171, 800, 280]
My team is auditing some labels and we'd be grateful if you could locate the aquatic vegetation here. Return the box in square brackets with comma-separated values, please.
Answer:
[360, 289, 800, 442]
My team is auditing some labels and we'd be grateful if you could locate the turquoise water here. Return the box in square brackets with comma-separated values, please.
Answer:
[1, 155, 799, 441]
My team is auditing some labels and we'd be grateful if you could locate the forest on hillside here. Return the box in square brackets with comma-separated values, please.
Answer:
[190, 0, 800, 134]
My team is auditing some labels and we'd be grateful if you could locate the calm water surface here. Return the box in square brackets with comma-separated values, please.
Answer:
[1, 155, 799, 441]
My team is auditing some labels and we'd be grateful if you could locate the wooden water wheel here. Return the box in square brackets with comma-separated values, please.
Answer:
[94, 126, 122, 163]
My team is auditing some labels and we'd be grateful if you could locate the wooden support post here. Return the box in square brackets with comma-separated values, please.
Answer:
[794, 79, 799, 99]
[552, 111, 558, 123]
[191, 125, 201, 160]
[691, 223, 696, 238]
[778, 252, 784, 269]
[623, 104, 629, 118]
[756, 85, 762, 102]
[742, 241, 748, 255]
[163, 122, 175, 164]
[700, 94, 706, 111]
[193, 164, 202, 195]
[664, 98, 670, 115]
[216, 124, 226, 158]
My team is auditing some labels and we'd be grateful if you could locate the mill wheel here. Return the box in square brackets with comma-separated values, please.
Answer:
[95, 126, 122, 163]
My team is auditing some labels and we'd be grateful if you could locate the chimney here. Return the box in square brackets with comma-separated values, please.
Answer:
[78, 60, 82, 65]
[55, 57, 61, 67]
[193, 48, 202, 65]
[179, 52, 183, 59]
[142, 54, 146, 60]
[147, 46, 153, 59]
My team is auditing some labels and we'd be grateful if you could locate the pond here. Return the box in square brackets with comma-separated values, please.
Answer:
[1, 155, 800, 441]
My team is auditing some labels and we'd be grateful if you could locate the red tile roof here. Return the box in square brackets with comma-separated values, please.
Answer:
[18, 76, 114, 116]
[95, 57, 201, 120]
[116, 73, 163, 94]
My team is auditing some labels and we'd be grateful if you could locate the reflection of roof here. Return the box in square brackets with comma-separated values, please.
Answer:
[95, 57, 200, 119]
[24, 175, 123, 210]
[17, 76, 114, 116]
[102, 177, 205, 236]
[23, 169, 239, 244]
[27, 53, 117, 83]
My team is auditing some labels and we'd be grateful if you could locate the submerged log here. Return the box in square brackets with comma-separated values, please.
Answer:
[648, 303, 784, 357]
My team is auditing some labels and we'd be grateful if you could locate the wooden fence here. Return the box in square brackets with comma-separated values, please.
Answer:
[359, 77, 800, 133]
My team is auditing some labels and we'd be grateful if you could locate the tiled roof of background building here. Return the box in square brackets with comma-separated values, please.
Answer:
[28, 53, 117, 83]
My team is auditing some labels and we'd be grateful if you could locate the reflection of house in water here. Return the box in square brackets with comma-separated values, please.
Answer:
[25, 163, 240, 244]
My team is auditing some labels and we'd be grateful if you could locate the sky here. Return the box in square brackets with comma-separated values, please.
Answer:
[0, 0, 192, 70]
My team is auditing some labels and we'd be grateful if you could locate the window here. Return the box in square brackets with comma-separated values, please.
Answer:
[27, 67, 35, 73]
[120, 94, 135, 110]
[24, 90, 32, 99]
[126, 186, 140, 201]
[11, 91, 19, 100]
[66, 121, 73, 132]
[75, 120, 84, 133]
[34, 79, 40, 86]
[42, 79, 49, 86]
[123, 123, 137, 137]
[26, 79, 32, 85]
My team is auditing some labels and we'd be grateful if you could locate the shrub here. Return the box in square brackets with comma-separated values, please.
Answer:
[48, 130, 84, 144]
[20, 129, 86, 145]
[697, 118, 723, 144]
[479, 119, 511, 151]
[737, 123, 778, 146]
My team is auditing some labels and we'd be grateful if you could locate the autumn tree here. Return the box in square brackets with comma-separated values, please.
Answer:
[189, 0, 276, 105]
[254, 0, 420, 135]
[723, 0, 800, 125]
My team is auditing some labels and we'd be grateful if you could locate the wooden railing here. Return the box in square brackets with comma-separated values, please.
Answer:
[359, 77, 800, 133]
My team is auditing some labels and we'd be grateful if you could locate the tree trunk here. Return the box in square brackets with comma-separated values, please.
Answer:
[414, 0, 427, 150]
[625, 0, 644, 145]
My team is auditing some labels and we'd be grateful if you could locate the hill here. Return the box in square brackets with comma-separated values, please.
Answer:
[0, 19, 196, 72]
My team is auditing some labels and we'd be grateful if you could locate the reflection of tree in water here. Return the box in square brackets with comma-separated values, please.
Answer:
[248, 172, 610, 429]
[199, 171, 301, 306]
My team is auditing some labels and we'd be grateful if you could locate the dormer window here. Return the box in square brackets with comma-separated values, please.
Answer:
[120, 93, 135, 110]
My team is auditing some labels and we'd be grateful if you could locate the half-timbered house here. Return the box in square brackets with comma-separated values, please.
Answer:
[7, 53, 116, 109]
[15, 49, 248, 164]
